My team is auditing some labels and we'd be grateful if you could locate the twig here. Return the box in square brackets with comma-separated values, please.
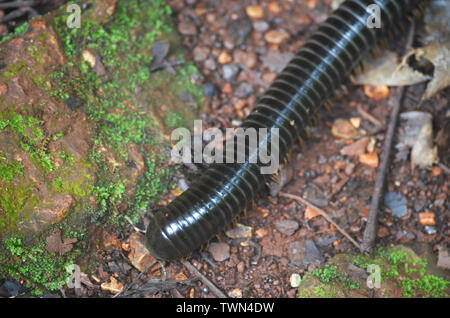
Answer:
[279, 192, 361, 250]
[181, 260, 228, 298]
[113, 260, 163, 298]
[438, 162, 450, 175]
[361, 22, 416, 254]
[327, 171, 349, 201]
[357, 104, 382, 128]
[0, 0, 34, 10]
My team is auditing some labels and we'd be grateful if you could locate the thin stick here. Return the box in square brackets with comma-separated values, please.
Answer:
[279, 192, 361, 250]
[361, 22, 416, 254]
[181, 260, 227, 298]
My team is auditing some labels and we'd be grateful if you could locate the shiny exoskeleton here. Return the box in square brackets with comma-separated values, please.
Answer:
[146, 0, 428, 260]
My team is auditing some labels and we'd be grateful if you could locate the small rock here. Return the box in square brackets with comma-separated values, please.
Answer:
[228, 288, 243, 298]
[418, 211, 436, 226]
[268, 2, 283, 14]
[359, 152, 379, 168]
[424, 225, 436, 235]
[193, 46, 210, 62]
[178, 22, 197, 35]
[344, 162, 356, 175]
[128, 232, 157, 272]
[303, 239, 323, 267]
[209, 242, 230, 262]
[234, 50, 258, 69]
[204, 58, 217, 71]
[331, 118, 358, 139]
[263, 71, 278, 83]
[290, 273, 302, 288]
[0, 82, 7, 96]
[274, 220, 299, 236]
[288, 241, 306, 267]
[350, 117, 361, 128]
[256, 228, 268, 238]
[225, 223, 253, 239]
[64, 96, 83, 111]
[237, 261, 245, 273]
[431, 166, 442, 177]
[437, 247, 450, 270]
[218, 51, 232, 64]
[377, 226, 389, 238]
[253, 20, 269, 32]
[203, 83, 218, 97]
[264, 30, 290, 45]
[261, 51, 294, 72]
[229, 17, 252, 46]
[82, 49, 96, 68]
[246, 5, 264, 20]
[234, 81, 254, 98]
[364, 85, 390, 101]
[222, 64, 240, 81]
[385, 192, 408, 218]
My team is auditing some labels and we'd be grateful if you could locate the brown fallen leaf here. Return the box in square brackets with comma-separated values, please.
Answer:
[305, 205, 320, 221]
[101, 276, 123, 295]
[340, 137, 370, 157]
[45, 229, 77, 255]
[359, 152, 379, 168]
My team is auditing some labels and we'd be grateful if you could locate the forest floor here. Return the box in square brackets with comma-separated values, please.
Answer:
[0, 0, 448, 298]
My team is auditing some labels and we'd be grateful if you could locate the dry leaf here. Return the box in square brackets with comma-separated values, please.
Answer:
[411, 120, 438, 171]
[359, 152, 379, 168]
[416, 43, 450, 101]
[364, 85, 390, 101]
[352, 51, 431, 87]
[340, 137, 370, 157]
[45, 229, 77, 255]
[101, 276, 123, 295]
[305, 206, 320, 221]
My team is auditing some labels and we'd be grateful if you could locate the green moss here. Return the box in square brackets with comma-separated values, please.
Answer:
[0, 22, 30, 45]
[311, 264, 363, 291]
[0, 236, 79, 295]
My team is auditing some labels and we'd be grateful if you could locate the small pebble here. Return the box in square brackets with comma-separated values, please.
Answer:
[246, 5, 264, 20]
[209, 242, 230, 262]
[234, 81, 254, 98]
[264, 30, 290, 45]
[290, 273, 302, 288]
[203, 83, 218, 97]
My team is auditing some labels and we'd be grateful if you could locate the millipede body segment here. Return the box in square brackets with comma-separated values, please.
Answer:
[145, 0, 429, 261]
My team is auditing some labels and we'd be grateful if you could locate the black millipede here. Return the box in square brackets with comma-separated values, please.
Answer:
[145, 0, 429, 261]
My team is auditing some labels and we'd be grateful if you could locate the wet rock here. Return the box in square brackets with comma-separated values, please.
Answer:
[178, 21, 197, 35]
[222, 64, 240, 81]
[261, 51, 294, 72]
[437, 247, 450, 270]
[233, 50, 258, 69]
[128, 232, 157, 272]
[203, 82, 218, 97]
[264, 29, 290, 45]
[64, 96, 83, 111]
[246, 5, 264, 20]
[0, 281, 25, 297]
[274, 219, 299, 236]
[253, 20, 269, 33]
[303, 239, 323, 267]
[234, 81, 253, 98]
[193, 46, 210, 62]
[225, 223, 253, 239]
[209, 242, 230, 262]
[384, 192, 408, 218]
[331, 118, 358, 139]
[228, 17, 252, 46]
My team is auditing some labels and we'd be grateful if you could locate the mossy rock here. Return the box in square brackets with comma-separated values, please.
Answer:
[297, 244, 450, 298]
[0, 0, 203, 294]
